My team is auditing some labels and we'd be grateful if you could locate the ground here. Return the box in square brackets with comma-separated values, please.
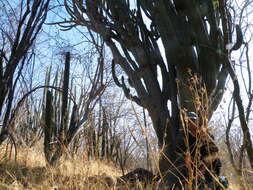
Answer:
[0, 144, 251, 190]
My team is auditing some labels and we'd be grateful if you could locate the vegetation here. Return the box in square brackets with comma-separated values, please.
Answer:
[62, 0, 252, 188]
[0, 0, 252, 189]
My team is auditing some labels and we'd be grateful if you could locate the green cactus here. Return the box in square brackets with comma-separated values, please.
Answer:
[41, 50, 106, 166]
[44, 90, 54, 164]
[60, 52, 70, 139]
[43, 52, 79, 166]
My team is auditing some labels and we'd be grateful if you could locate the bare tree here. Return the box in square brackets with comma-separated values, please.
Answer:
[225, 0, 253, 182]
[60, 0, 251, 188]
[84, 90, 138, 168]
[0, 0, 51, 144]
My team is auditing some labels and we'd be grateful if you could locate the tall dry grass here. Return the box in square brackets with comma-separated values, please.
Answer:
[0, 143, 121, 190]
[0, 136, 252, 189]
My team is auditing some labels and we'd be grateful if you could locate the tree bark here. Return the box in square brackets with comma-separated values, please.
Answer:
[148, 107, 186, 188]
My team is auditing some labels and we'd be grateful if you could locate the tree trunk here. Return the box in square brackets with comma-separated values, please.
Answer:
[149, 107, 186, 188]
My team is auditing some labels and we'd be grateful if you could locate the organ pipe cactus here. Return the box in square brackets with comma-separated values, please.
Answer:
[43, 51, 105, 166]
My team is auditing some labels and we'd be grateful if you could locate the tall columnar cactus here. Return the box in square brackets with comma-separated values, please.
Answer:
[44, 90, 54, 163]
[60, 52, 70, 140]
[43, 52, 78, 166]
[42, 50, 105, 166]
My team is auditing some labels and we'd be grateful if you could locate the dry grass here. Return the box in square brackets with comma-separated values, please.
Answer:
[0, 146, 249, 190]
[0, 142, 252, 190]
[0, 145, 122, 190]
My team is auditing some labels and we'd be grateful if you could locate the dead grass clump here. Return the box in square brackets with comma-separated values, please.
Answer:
[0, 146, 122, 190]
